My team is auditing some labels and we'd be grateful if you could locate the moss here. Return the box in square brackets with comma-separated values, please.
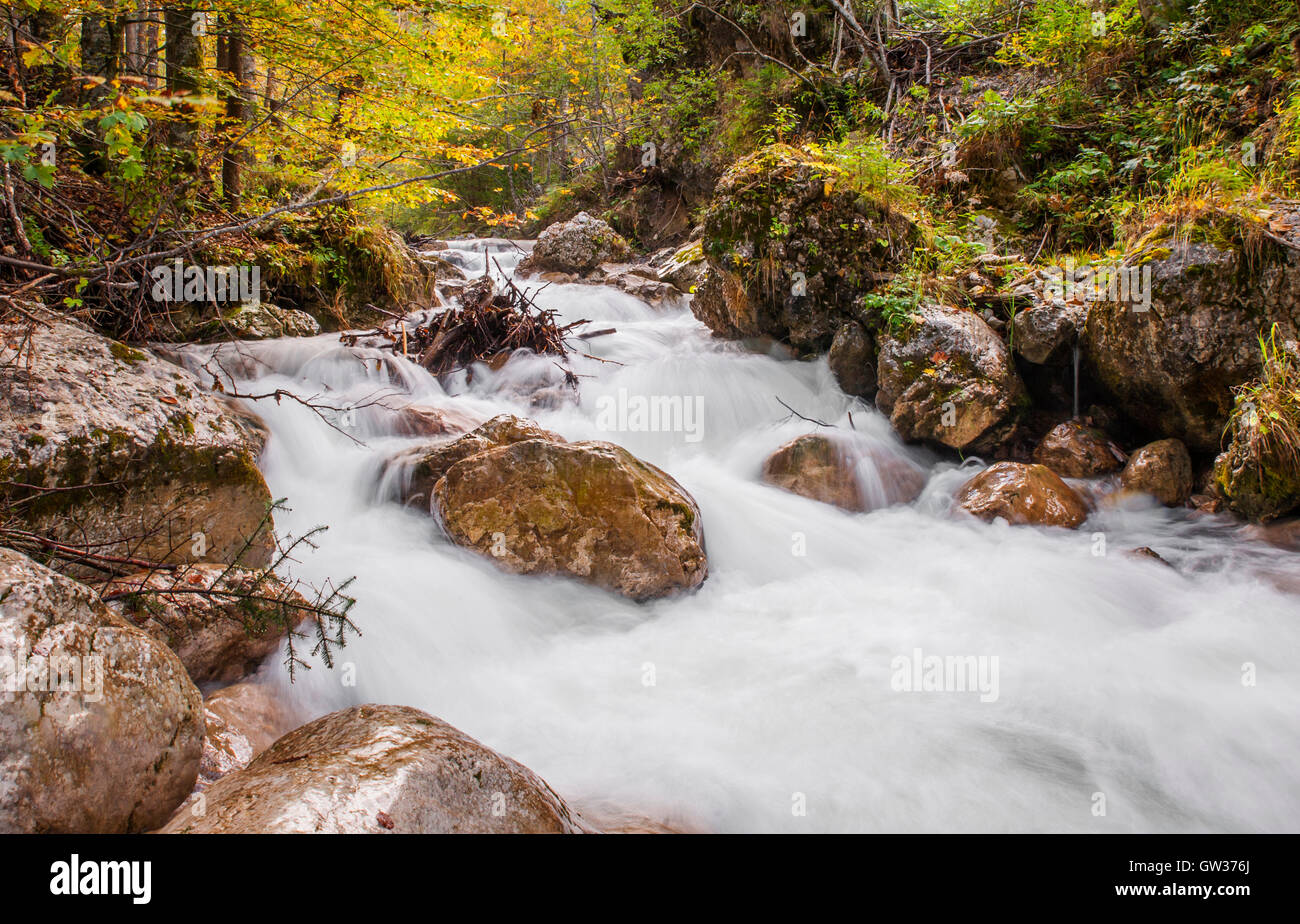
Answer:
[109, 342, 147, 364]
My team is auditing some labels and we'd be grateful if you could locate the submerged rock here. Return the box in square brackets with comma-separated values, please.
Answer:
[516, 212, 631, 276]
[434, 436, 707, 600]
[160, 704, 587, 833]
[1121, 438, 1194, 508]
[103, 565, 309, 686]
[955, 461, 1089, 528]
[1032, 420, 1125, 478]
[0, 548, 203, 833]
[0, 320, 275, 571]
[761, 433, 925, 512]
[876, 303, 1026, 453]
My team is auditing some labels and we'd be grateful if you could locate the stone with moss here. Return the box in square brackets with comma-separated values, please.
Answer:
[693, 143, 919, 354]
[0, 320, 275, 572]
[1213, 404, 1300, 522]
[431, 431, 707, 601]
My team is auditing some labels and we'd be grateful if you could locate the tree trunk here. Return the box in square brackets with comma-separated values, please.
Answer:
[81, 13, 123, 103]
[164, 3, 202, 150]
[218, 15, 252, 207]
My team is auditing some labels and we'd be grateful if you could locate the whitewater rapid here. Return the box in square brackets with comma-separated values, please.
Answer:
[180, 242, 1300, 833]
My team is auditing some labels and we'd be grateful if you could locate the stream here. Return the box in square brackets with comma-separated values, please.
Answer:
[178, 241, 1300, 833]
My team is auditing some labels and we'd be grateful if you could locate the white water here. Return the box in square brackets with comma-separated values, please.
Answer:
[180, 243, 1300, 833]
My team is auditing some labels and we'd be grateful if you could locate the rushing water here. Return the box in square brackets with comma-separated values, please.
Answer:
[179, 242, 1300, 833]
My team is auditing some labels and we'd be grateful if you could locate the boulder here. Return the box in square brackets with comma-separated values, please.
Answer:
[1083, 236, 1300, 450]
[433, 437, 707, 601]
[1121, 438, 1195, 507]
[197, 680, 302, 788]
[648, 239, 707, 293]
[1213, 411, 1300, 522]
[827, 321, 877, 398]
[383, 415, 563, 510]
[103, 565, 310, 686]
[516, 212, 631, 276]
[0, 320, 275, 571]
[693, 144, 917, 353]
[955, 461, 1089, 528]
[160, 704, 587, 833]
[761, 433, 925, 512]
[1032, 420, 1125, 478]
[196, 302, 321, 341]
[1013, 300, 1087, 365]
[0, 548, 203, 833]
[876, 303, 1027, 452]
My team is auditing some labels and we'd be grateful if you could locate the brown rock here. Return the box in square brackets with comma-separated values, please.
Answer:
[0, 548, 203, 833]
[104, 565, 309, 685]
[761, 433, 925, 512]
[1032, 420, 1125, 478]
[1121, 439, 1194, 507]
[197, 681, 303, 788]
[955, 461, 1089, 528]
[160, 704, 588, 833]
[433, 438, 707, 601]
[827, 322, 877, 398]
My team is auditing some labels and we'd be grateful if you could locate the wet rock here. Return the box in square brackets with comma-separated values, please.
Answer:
[196, 680, 302, 788]
[160, 704, 588, 833]
[693, 144, 917, 353]
[384, 415, 564, 510]
[103, 565, 310, 686]
[1032, 420, 1125, 478]
[876, 303, 1027, 453]
[761, 433, 925, 512]
[955, 461, 1089, 528]
[1083, 238, 1300, 450]
[433, 437, 707, 601]
[1013, 301, 1087, 365]
[0, 548, 203, 833]
[0, 320, 275, 572]
[828, 321, 877, 398]
[386, 401, 482, 439]
[1121, 439, 1194, 507]
[516, 212, 631, 276]
[1125, 546, 1174, 567]
[648, 239, 707, 293]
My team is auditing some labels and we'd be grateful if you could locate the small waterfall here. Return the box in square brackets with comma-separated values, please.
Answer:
[1072, 339, 1081, 420]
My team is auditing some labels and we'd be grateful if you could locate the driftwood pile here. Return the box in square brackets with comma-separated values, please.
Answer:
[343, 261, 593, 383]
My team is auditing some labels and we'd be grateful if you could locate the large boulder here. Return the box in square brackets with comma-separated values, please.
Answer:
[955, 461, 1089, 528]
[1083, 235, 1300, 451]
[433, 436, 707, 601]
[0, 320, 275, 571]
[103, 565, 309, 685]
[693, 144, 918, 353]
[1032, 420, 1125, 478]
[382, 415, 562, 510]
[761, 433, 925, 512]
[516, 212, 631, 276]
[160, 704, 587, 833]
[0, 548, 203, 833]
[1122, 438, 1195, 508]
[876, 303, 1027, 453]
